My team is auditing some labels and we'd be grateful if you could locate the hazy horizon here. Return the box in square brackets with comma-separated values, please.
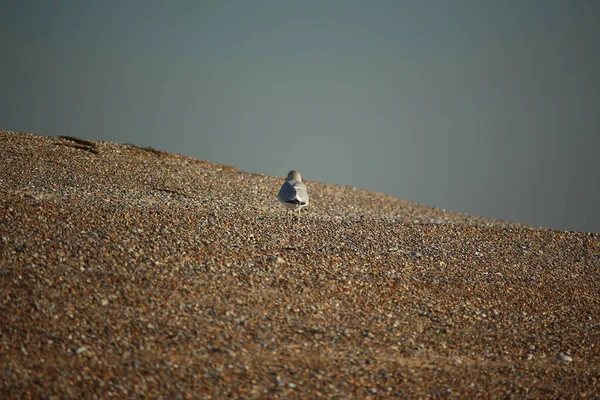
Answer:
[1, 0, 599, 232]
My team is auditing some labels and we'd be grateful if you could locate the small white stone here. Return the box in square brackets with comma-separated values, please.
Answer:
[267, 256, 284, 264]
[556, 353, 572, 362]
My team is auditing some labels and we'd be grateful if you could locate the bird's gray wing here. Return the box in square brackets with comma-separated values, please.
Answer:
[278, 181, 295, 202]
[291, 181, 309, 205]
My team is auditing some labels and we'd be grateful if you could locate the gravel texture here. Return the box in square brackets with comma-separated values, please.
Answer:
[1, 130, 599, 398]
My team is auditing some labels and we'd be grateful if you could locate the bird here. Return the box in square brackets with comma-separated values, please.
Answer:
[277, 170, 309, 222]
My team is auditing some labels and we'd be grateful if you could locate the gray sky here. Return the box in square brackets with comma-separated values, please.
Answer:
[2, 0, 599, 232]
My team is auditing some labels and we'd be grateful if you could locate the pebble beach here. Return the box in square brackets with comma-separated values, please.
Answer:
[1, 130, 599, 398]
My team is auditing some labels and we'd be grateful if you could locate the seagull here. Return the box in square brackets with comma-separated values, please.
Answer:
[277, 170, 309, 222]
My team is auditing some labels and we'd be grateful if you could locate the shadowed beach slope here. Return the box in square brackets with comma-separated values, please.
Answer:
[1, 130, 599, 398]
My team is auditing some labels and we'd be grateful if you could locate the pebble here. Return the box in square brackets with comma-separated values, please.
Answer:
[556, 353, 572, 362]
[267, 256, 284, 264]
[452, 355, 463, 365]
[522, 353, 533, 361]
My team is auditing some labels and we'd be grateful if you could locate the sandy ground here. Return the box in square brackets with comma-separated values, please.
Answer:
[1, 130, 599, 399]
